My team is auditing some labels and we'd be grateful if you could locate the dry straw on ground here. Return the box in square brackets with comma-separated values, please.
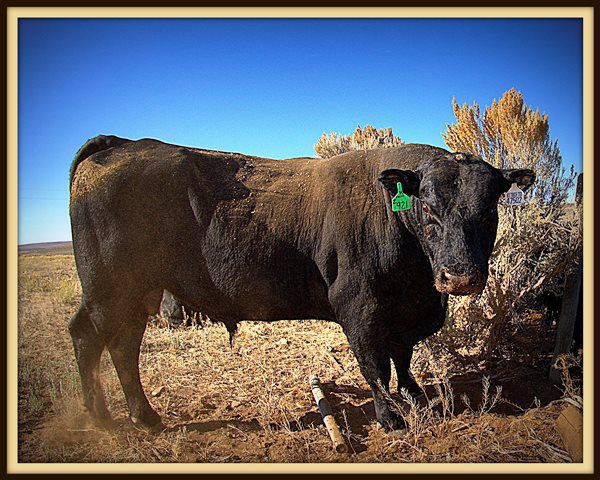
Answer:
[18, 254, 576, 463]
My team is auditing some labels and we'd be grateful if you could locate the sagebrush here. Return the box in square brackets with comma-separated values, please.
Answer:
[314, 125, 404, 159]
[436, 88, 582, 365]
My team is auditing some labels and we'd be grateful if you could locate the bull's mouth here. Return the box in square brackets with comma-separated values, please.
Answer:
[434, 267, 486, 295]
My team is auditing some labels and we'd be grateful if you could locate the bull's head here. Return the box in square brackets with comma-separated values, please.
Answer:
[379, 152, 535, 295]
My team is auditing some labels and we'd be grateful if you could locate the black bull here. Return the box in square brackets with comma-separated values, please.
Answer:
[68, 136, 534, 431]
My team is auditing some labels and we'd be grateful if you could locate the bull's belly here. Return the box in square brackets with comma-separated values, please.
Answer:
[167, 226, 335, 323]
[171, 272, 335, 323]
[203, 257, 334, 322]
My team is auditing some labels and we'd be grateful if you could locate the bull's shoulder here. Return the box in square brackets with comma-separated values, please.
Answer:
[304, 144, 451, 218]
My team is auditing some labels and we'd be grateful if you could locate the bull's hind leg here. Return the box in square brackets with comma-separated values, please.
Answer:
[105, 309, 163, 430]
[68, 304, 112, 425]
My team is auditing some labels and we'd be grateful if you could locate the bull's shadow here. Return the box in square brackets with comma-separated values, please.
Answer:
[430, 362, 564, 416]
[281, 359, 564, 453]
[160, 339, 566, 454]
[165, 418, 262, 435]
[155, 365, 562, 456]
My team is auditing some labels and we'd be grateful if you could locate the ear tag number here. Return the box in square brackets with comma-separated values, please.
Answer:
[391, 182, 411, 212]
[504, 183, 524, 206]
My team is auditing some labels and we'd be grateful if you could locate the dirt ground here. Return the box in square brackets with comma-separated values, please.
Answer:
[17, 253, 577, 464]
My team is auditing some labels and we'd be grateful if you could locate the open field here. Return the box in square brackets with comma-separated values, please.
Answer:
[17, 253, 576, 464]
[18, 241, 73, 256]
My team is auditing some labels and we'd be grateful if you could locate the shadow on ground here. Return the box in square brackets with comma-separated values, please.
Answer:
[167, 418, 262, 434]
[290, 358, 568, 453]
[164, 319, 578, 456]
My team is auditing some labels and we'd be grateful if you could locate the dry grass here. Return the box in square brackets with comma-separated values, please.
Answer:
[17, 254, 573, 463]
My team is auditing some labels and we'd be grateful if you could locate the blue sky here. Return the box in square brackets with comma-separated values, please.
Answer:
[18, 17, 583, 244]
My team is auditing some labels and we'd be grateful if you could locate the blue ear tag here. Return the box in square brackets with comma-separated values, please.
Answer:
[391, 182, 411, 212]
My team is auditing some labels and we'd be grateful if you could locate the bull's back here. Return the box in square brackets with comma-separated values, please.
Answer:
[69, 138, 334, 321]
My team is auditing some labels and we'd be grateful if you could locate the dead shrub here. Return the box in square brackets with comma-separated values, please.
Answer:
[424, 88, 582, 369]
[314, 125, 404, 159]
[421, 200, 582, 369]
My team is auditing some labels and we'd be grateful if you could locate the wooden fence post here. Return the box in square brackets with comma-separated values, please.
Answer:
[549, 173, 583, 384]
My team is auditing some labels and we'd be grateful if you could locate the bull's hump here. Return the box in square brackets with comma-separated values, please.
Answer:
[322, 144, 449, 171]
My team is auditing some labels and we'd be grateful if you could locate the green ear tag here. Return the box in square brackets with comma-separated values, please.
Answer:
[391, 182, 411, 212]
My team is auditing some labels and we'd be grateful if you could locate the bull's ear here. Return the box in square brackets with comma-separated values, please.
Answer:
[501, 168, 536, 191]
[378, 169, 420, 197]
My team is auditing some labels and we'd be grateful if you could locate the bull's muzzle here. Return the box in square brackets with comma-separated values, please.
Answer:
[435, 265, 486, 295]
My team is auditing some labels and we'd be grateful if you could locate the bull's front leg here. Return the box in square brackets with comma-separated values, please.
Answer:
[334, 308, 402, 430]
[388, 341, 424, 398]
[388, 290, 447, 398]
[329, 279, 403, 431]
[345, 329, 403, 431]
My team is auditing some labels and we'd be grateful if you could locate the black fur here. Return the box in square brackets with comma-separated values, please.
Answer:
[69, 135, 132, 187]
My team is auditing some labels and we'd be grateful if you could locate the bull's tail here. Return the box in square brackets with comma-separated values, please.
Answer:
[69, 135, 132, 188]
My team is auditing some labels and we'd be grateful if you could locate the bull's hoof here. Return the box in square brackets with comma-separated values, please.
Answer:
[397, 382, 424, 399]
[376, 411, 405, 432]
[130, 415, 166, 434]
[83, 405, 115, 429]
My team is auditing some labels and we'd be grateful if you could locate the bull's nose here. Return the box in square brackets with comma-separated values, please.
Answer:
[439, 270, 471, 289]
[435, 266, 486, 295]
